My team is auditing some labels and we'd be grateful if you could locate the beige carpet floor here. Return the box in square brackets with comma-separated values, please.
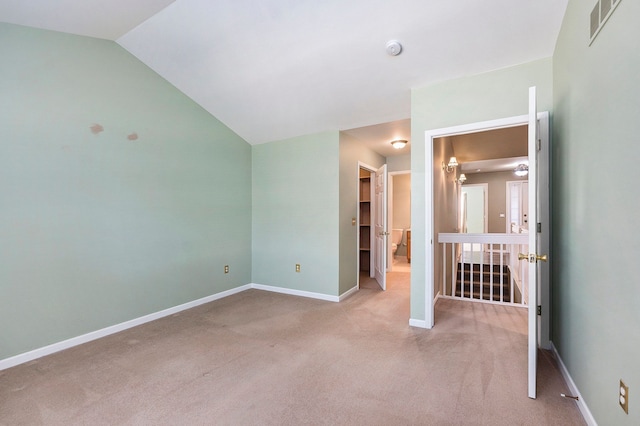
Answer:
[1, 272, 585, 425]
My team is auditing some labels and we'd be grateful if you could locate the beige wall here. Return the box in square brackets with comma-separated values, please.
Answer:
[463, 171, 527, 233]
[433, 137, 458, 295]
[387, 154, 411, 172]
[392, 173, 411, 256]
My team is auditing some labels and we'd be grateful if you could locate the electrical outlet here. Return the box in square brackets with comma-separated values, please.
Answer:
[224, 265, 229, 274]
[295, 264, 301, 273]
[620, 380, 629, 414]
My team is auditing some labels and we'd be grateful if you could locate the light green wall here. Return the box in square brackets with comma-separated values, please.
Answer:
[252, 131, 340, 296]
[553, 0, 640, 423]
[410, 58, 553, 321]
[0, 24, 252, 359]
[338, 133, 385, 294]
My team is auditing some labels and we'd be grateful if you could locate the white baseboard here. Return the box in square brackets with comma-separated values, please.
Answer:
[550, 341, 597, 426]
[0, 283, 352, 371]
[338, 285, 358, 301]
[0, 285, 251, 371]
[250, 283, 339, 302]
[409, 318, 429, 329]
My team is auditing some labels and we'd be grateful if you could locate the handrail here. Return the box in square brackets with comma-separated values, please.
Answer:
[438, 233, 528, 244]
[436, 233, 529, 306]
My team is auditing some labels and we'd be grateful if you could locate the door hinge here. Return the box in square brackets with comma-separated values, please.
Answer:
[537, 138, 541, 152]
[537, 222, 542, 233]
[537, 305, 542, 316]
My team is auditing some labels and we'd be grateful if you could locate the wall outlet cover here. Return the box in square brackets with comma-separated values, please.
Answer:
[620, 380, 629, 414]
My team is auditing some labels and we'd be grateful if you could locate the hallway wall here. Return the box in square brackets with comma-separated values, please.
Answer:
[252, 131, 340, 296]
[392, 174, 411, 257]
[338, 133, 385, 294]
[463, 171, 527, 233]
[410, 58, 553, 321]
[552, 0, 640, 423]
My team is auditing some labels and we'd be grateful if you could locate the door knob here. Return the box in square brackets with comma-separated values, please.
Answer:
[518, 253, 548, 263]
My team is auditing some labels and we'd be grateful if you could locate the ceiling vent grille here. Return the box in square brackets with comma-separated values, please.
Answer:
[590, 0, 622, 44]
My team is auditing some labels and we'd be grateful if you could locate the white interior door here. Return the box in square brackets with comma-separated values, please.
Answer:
[506, 181, 527, 233]
[461, 185, 486, 233]
[374, 164, 387, 290]
[461, 184, 487, 252]
[526, 86, 540, 399]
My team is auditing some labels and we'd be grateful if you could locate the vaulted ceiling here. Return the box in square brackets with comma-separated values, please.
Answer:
[1, 1, 569, 146]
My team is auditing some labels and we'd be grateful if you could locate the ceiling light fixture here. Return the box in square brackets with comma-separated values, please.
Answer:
[442, 156, 458, 173]
[390, 139, 407, 149]
[514, 164, 529, 177]
[386, 40, 402, 56]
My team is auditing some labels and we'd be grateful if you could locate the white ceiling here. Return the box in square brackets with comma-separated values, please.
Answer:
[0, 0, 176, 40]
[0, 0, 569, 146]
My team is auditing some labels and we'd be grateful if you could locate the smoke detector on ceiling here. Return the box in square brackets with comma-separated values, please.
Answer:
[386, 40, 402, 56]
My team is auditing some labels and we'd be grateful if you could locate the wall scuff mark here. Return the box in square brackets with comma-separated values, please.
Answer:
[90, 123, 104, 135]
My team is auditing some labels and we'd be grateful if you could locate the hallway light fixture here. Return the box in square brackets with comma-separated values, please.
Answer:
[457, 173, 467, 184]
[514, 164, 529, 177]
[442, 156, 458, 173]
[390, 139, 407, 149]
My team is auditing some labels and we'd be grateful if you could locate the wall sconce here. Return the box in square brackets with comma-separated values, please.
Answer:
[442, 156, 458, 173]
[514, 164, 529, 177]
[457, 173, 467, 184]
[390, 139, 408, 149]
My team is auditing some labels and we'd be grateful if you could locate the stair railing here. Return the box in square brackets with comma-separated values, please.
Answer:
[437, 233, 529, 306]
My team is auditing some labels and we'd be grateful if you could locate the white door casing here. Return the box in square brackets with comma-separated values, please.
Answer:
[374, 164, 387, 290]
[526, 86, 542, 399]
[423, 93, 550, 400]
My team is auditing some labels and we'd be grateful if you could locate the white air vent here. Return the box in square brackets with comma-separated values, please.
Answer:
[590, 0, 622, 45]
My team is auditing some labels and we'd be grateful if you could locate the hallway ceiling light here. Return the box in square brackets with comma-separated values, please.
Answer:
[443, 156, 458, 173]
[391, 139, 408, 149]
[514, 163, 529, 177]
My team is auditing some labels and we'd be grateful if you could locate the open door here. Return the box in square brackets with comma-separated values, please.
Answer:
[424, 96, 551, 341]
[374, 164, 387, 290]
[524, 86, 548, 399]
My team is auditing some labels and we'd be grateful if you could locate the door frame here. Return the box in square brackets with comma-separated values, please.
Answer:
[460, 183, 488, 252]
[374, 164, 388, 290]
[460, 183, 488, 233]
[388, 170, 411, 271]
[357, 162, 378, 288]
[423, 112, 550, 345]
